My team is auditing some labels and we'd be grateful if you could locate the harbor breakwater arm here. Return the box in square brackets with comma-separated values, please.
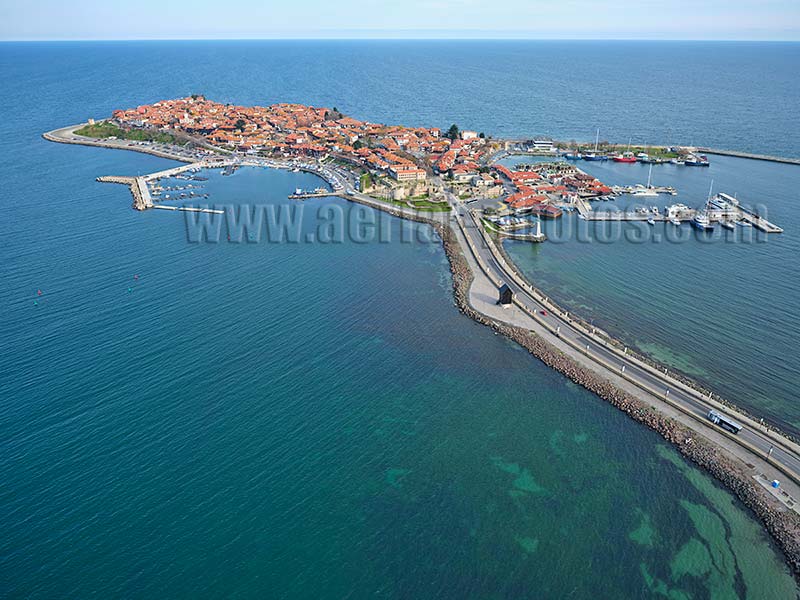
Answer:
[697, 147, 800, 166]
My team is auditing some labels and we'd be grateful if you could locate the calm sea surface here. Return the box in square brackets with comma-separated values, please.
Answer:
[1, 41, 798, 598]
[499, 154, 800, 434]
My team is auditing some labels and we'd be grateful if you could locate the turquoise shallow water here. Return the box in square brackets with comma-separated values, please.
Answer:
[1, 41, 799, 597]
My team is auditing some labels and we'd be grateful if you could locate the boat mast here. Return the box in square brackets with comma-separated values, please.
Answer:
[706, 179, 714, 211]
[594, 128, 599, 152]
[647, 164, 653, 188]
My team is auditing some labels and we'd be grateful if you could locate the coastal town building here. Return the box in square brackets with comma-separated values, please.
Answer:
[109, 96, 503, 187]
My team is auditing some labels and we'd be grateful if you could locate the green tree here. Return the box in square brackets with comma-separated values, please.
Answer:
[446, 124, 460, 140]
[235, 119, 247, 132]
[479, 132, 485, 138]
[353, 139, 363, 150]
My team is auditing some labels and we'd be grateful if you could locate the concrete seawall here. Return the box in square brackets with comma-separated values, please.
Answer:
[698, 148, 800, 166]
[42, 123, 205, 164]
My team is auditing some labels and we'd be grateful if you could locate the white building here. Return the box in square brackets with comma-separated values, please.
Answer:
[532, 138, 554, 153]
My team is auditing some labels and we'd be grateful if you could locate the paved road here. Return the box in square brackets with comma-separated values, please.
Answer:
[450, 201, 800, 482]
[316, 171, 800, 486]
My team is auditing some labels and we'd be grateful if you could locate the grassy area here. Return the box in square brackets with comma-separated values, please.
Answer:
[481, 218, 501, 236]
[74, 121, 179, 145]
[384, 197, 452, 212]
[359, 172, 373, 191]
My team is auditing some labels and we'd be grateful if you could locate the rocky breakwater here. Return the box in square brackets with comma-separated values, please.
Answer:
[96, 175, 152, 210]
[434, 219, 800, 580]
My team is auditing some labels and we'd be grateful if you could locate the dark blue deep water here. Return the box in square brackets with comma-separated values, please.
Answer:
[1, 41, 798, 598]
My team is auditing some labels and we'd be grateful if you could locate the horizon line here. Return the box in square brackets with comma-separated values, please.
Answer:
[2, 37, 800, 43]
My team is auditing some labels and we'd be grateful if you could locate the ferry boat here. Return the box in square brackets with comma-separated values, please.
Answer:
[613, 152, 637, 163]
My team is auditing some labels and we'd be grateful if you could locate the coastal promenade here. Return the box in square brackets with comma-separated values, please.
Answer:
[451, 202, 800, 490]
[317, 168, 800, 497]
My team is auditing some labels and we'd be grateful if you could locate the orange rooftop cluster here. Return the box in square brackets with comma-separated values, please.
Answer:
[110, 95, 493, 183]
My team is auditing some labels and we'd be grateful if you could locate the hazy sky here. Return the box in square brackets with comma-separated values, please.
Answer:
[2, 0, 799, 41]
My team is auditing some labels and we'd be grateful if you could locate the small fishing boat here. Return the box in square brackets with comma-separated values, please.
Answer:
[684, 154, 710, 167]
[613, 151, 637, 163]
[647, 217, 655, 226]
[582, 152, 606, 161]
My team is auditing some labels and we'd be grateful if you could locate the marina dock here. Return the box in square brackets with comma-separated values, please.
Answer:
[152, 205, 224, 214]
[288, 190, 336, 200]
[574, 193, 784, 232]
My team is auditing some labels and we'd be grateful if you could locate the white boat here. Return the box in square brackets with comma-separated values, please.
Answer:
[721, 221, 736, 230]
[670, 217, 681, 226]
[647, 217, 655, 226]
[691, 181, 716, 231]
[737, 220, 753, 228]
[691, 212, 714, 231]
[631, 164, 658, 196]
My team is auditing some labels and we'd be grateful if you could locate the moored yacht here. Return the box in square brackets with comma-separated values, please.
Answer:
[684, 154, 710, 167]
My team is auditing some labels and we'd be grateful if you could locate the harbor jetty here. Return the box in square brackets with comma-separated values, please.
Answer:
[698, 147, 800, 166]
[96, 175, 153, 210]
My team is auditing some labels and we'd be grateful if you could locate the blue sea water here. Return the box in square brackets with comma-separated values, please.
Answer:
[1, 41, 799, 598]
[499, 154, 800, 434]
